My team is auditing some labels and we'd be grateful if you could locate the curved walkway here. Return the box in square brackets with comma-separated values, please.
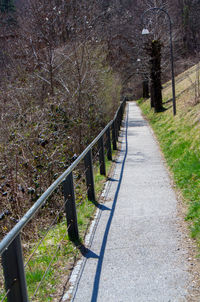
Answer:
[65, 101, 190, 302]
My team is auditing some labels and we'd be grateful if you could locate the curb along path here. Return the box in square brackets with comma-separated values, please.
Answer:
[65, 101, 191, 302]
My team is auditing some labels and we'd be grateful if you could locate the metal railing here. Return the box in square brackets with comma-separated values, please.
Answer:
[0, 99, 126, 302]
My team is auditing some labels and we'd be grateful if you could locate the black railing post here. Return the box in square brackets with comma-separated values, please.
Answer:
[84, 150, 96, 201]
[2, 234, 28, 302]
[106, 126, 112, 161]
[117, 112, 120, 138]
[63, 172, 79, 241]
[98, 136, 106, 176]
[112, 121, 117, 150]
[123, 100, 126, 115]
[115, 116, 119, 140]
[119, 105, 123, 126]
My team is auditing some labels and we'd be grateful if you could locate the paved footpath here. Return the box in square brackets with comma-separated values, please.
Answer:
[66, 101, 191, 302]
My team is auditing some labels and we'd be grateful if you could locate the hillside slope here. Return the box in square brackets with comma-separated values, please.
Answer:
[138, 63, 200, 246]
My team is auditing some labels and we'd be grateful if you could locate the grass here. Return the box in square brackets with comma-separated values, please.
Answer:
[26, 154, 116, 301]
[137, 63, 200, 248]
[25, 220, 77, 301]
[0, 148, 117, 302]
[94, 153, 114, 198]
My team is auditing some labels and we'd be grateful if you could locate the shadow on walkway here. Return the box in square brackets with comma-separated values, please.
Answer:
[128, 120, 147, 127]
[88, 105, 129, 302]
[72, 105, 129, 302]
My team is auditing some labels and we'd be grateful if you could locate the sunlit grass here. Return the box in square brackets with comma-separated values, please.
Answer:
[23, 150, 116, 301]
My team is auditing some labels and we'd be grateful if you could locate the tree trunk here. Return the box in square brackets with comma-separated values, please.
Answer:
[142, 79, 149, 98]
[150, 40, 163, 113]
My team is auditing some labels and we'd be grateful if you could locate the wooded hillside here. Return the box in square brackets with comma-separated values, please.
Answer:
[0, 0, 200, 236]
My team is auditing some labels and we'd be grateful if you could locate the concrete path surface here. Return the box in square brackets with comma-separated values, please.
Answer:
[66, 101, 191, 302]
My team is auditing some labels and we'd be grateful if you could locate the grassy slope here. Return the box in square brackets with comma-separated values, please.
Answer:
[138, 64, 200, 247]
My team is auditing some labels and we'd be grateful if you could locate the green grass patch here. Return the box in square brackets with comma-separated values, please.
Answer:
[94, 153, 115, 198]
[21, 151, 116, 301]
[25, 219, 76, 301]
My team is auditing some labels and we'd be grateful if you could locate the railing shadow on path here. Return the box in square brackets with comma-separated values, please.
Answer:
[128, 120, 147, 128]
[72, 104, 129, 302]
[76, 244, 99, 260]
[90, 104, 129, 302]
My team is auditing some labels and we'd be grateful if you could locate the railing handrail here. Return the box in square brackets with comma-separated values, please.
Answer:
[0, 101, 125, 256]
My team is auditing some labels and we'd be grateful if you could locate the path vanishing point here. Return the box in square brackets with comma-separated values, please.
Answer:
[63, 101, 193, 302]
